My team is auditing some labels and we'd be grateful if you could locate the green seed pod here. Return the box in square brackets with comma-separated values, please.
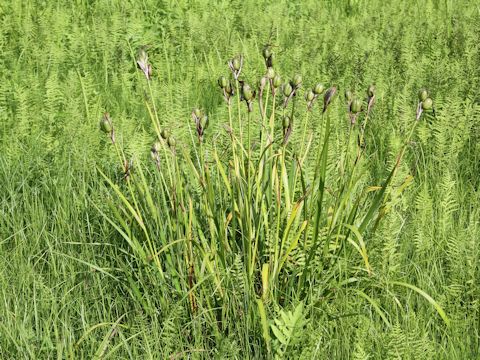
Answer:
[100, 117, 112, 133]
[306, 89, 315, 102]
[232, 57, 241, 71]
[350, 98, 362, 113]
[161, 129, 169, 139]
[266, 67, 275, 79]
[367, 84, 375, 97]
[313, 83, 325, 95]
[282, 115, 290, 129]
[193, 108, 202, 118]
[292, 74, 302, 87]
[418, 88, 428, 101]
[200, 115, 208, 129]
[225, 82, 233, 95]
[167, 136, 176, 148]
[242, 84, 253, 101]
[151, 141, 161, 154]
[262, 46, 272, 60]
[422, 98, 433, 110]
[283, 83, 293, 97]
[344, 90, 353, 102]
[266, 53, 275, 68]
[218, 76, 228, 88]
[273, 75, 282, 88]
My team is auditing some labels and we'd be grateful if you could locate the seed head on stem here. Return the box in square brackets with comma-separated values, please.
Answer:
[136, 47, 152, 80]
[100, 112, 115, 144]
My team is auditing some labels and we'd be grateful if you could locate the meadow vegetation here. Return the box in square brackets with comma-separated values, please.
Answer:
[0, 0, 479, 358]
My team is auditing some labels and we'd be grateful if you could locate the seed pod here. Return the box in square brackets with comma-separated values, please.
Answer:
[262, 45, 272, 60]
[200, 115, 208, 129]
[273, 75, 282, 88]
[218, 76, 228, 88]
[167, 136, 176, 148]
[266, 53, 275, 68]
[232, 57, 241, 71]
[161, 129, 169, 139]
[422, 98, 433, 110]
[306, 89, 315, 102]
[367, 84, 375, 97]
[266, 67, 275, 79]
[151, 141, 161, 157]
[344, 90, 353, 102]
[283, 83, 293, 97]
[242, 84, 254, 101]
[350, 98, 362, 113]
[100, 114, 112, 133]
[193, 108, 202, 118]
[292, 74, 302, 87]
[418, 88, 428, 101]
[282, 115, 291, 129]
[225, 82, 234, 96]
[313, 83, 325, 95]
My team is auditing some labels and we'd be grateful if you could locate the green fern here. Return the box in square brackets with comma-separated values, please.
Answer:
[271, 302, 307, 358]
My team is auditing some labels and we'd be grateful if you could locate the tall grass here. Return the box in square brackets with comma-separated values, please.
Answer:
[0, 0, 479, 358]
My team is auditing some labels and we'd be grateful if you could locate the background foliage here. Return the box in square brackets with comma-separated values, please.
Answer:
[0, 0, 479, 358]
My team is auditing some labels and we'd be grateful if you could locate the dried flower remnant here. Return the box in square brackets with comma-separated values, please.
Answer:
[136, 47, 152, 80]
[323, 86, 337, 113]
[192, 108, 209, 142]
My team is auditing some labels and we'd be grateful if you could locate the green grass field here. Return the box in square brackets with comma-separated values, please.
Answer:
[1, 0, 479, 358]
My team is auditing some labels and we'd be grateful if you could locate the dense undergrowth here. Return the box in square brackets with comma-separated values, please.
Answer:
[0, 0, 479, 358]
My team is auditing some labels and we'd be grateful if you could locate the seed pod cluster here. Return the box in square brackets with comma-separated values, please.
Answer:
[218, 75, 234, 104]
[416, 88, 434, 120]
[192, 108, 209, 142]
[306, 82, 325, 111]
